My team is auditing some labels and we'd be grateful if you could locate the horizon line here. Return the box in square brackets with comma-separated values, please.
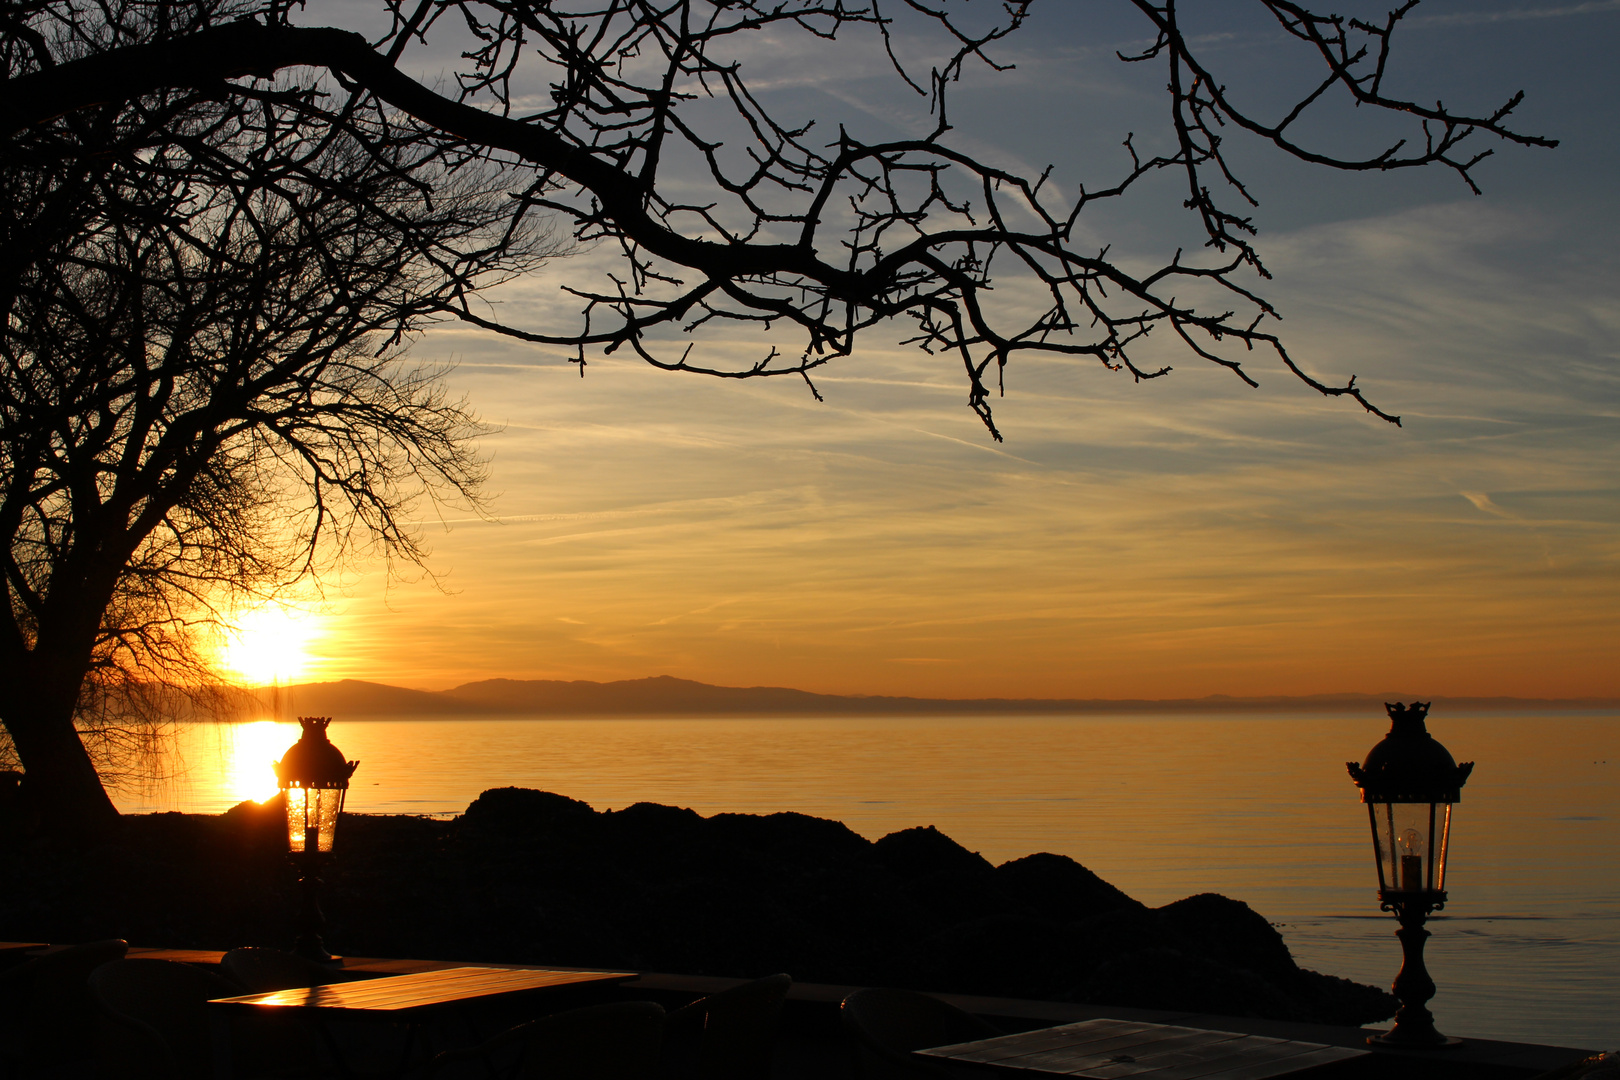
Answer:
[235, 675, 1620, 712]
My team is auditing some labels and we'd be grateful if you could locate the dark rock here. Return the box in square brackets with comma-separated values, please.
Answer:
[1289, 969, 1405, 1028]
[874, 825, 1008, 924]
[1079, 947, 1296, 1019]
[1067, 905, 1167, 973]
[1156, 894, 1296, 980]
[995, 852, 1141, 923]
[707, 810, 870, 862]
[875, 825, 995, 882]
[461, 787, 596, 838]
[0, 787, 1394, 1027]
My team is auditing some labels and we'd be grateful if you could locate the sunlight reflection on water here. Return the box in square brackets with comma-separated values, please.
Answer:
[118, 712, 1619, 1050]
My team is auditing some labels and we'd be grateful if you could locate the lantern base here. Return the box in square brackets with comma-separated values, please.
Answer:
[1367, 1033, 1463, 1049]
[1378, 887, 1447, 911]
[291, 852, 343, 966]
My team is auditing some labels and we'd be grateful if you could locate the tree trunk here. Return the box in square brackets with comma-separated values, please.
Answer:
[3, 666, 120, 841]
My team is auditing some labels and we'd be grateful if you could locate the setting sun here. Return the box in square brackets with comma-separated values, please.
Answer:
[223, 720, 298, 804]
[217, 604, 322, 686]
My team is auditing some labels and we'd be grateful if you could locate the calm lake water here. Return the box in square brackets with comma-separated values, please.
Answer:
[119, 712, 1619, 1051]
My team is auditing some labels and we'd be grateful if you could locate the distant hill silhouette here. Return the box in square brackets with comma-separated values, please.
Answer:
[252, 675, 1619, 717]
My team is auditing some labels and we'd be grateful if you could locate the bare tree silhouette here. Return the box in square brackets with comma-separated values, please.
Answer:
[1, 3, 555, 834]
[1, 0, 1552, 829]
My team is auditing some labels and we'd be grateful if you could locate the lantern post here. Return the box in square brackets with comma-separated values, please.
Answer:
[274, 717, 358, 964]
[1347, 701, 1473, 1047]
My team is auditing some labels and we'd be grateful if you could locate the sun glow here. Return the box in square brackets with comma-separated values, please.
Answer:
[218, 604, 322, 686]
[225, 720, 299, 804]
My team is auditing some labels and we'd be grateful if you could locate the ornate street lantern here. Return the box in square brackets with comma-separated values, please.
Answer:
[274, 717, 358, 963]
[1347, 701, 1473, 1047]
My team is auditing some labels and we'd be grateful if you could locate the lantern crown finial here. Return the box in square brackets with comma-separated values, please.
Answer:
[1385, 699, 1431, 736]
[274, 716, 359, 789]
[1347, 701, 1473, 803]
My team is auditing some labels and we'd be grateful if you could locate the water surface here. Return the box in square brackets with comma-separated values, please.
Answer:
[118, 712, 1619, 1050]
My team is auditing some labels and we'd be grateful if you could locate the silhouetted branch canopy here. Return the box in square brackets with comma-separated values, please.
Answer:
[4, 1, 1555, 440]
[0, 2, 571, 824]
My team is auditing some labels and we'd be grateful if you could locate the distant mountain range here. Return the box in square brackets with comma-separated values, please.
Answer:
[243, 675, 1619, 718]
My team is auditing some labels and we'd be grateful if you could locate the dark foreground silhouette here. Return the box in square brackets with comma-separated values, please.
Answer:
[0, 788, 1392, 1025]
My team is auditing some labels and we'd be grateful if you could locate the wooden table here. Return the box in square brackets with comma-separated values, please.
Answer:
[0, 942, 49, 963]
[916, 1018, 1369, 1080]
[208, 965, 637, 1077]
[210, 965, 634, 1016]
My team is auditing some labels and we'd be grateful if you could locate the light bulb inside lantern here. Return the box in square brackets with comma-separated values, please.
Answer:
[1398, 827, 1425, 891]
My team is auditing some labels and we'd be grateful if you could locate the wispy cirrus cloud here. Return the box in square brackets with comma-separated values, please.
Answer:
[280, 1, 1620, 702]
[315, 201, 1619, 699]
[1411, 1, 1620, 27]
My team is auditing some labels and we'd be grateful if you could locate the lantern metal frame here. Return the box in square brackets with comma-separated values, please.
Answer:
[274, 716, 359, 964]
[1346, 701, 1473, 1049]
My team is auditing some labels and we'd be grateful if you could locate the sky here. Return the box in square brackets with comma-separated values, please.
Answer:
[252, 0, 1620, 700]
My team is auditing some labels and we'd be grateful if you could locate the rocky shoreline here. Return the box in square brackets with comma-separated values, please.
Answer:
[0, 787, 1393, 1025]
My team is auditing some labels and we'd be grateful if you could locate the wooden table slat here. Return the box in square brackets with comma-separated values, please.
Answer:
[916, 1017, 1367, 1080]
[922, 1022, 1166, 1065]
[210, 966, 635, 1014]
[1175, 1041, 1329, 1070]
[977, 1027, 1239, 1074]
[1006, 1038, 1197, 1075]
[1086, 1040, 1345, 1080]
[1014, 1031, 1250, 1078]
[1050, 1030, 1253, 1077]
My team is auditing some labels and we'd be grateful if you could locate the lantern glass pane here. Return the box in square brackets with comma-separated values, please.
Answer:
[285, 786, 344, 853]
[1384, 802, 1431, 892]
[1366, 803, 1388, 890]
[1435, 803, 1453, 891]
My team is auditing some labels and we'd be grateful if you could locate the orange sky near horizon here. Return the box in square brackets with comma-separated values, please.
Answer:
[245, 203, 1618, 703]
